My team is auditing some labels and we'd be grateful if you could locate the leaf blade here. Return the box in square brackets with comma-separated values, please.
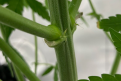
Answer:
[42, 66, 54, 76]
[88, 76, 103, 81]
[97, 14, 121, 32]
[102, 74, 118, 81]
[109, 28, 121, 53]
[115, 74, 121, 81]
[26, 0, 50, 21]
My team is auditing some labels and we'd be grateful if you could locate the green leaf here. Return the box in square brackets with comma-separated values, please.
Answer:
[26, 0, 50, 21]
[109, 28, 121, 53]
[7, 0, 24, 14]
[42, 66, 54, 76]
[97, 14, 121, 32]
[78, 79, 89, 81]
[0, 0, 9, 5]
[115, 74, 121, 81]
[102, 74, 118, 81]
[88, 76, 103, 81]
[78, 74, 121, 81]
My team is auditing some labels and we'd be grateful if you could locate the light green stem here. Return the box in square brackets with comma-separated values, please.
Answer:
[58, 0, 77, 81]
[110, 52, 121, 75]
[88, 0, 121, 74]
[37, 63, 54, 66]
[0, 38, 40, 81]
[12, 63, 25, 81]
[32, 11, 38, 75]
[48, 0, 78, 81]
[34, 36, 38, 75]
[0, 5, 61, 41]
[0, 22, 25, 80]
[88, 0, 100, 20]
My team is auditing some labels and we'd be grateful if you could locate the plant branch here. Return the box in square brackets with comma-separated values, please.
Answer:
[32, 11, 38, 75]
[0, 5, 61, 41]
[58, 0, 77, 81]
[88, 0, 100, 20]
[48, 0, 78, 81]
[0, 38, 40, 81]
[12, 64, 25, 81]
[110, 52, 121, 75]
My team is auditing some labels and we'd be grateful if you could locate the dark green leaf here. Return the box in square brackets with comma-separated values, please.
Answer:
[98, 14, 121, 32]
[78, 79, 89, 81]
[7, 0, 24, 14]
[0, 0, 9, 5]
[109, 28, 121, 53]
[88, 76, 103, 81]
[78, 74, 121, 81]
[26, 0, 50, 21]
[115, 74, 121, 81]
[42, 66, 54, 76]
[102, 74, 118, 81]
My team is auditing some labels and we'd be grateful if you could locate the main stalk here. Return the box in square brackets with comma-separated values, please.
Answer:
[47, 0, 78, 81]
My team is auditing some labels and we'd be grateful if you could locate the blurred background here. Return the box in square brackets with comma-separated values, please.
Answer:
[0, 0, 121, 81]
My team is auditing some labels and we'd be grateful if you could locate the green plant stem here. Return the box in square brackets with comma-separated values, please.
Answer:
[89, 0, 96, 14]
[69, 0, 82, 18]
[0, 5, 61, 41]
[32, 11, 38, 75]
[0, 38, 40, 81]
[34, 36, 38, 75]
[88, 0, 121, 75]
[110, 52, 121, 75]
[12, 63, 25, 81]
[48, 0, 77, 81]
[3, 53, 14, 77]
[0, 23, 25, 80]
[88, 0, 100, 20]
[58, 0, 77, 81]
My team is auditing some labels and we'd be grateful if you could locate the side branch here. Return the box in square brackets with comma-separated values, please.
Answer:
[0, 6, 61, 41]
